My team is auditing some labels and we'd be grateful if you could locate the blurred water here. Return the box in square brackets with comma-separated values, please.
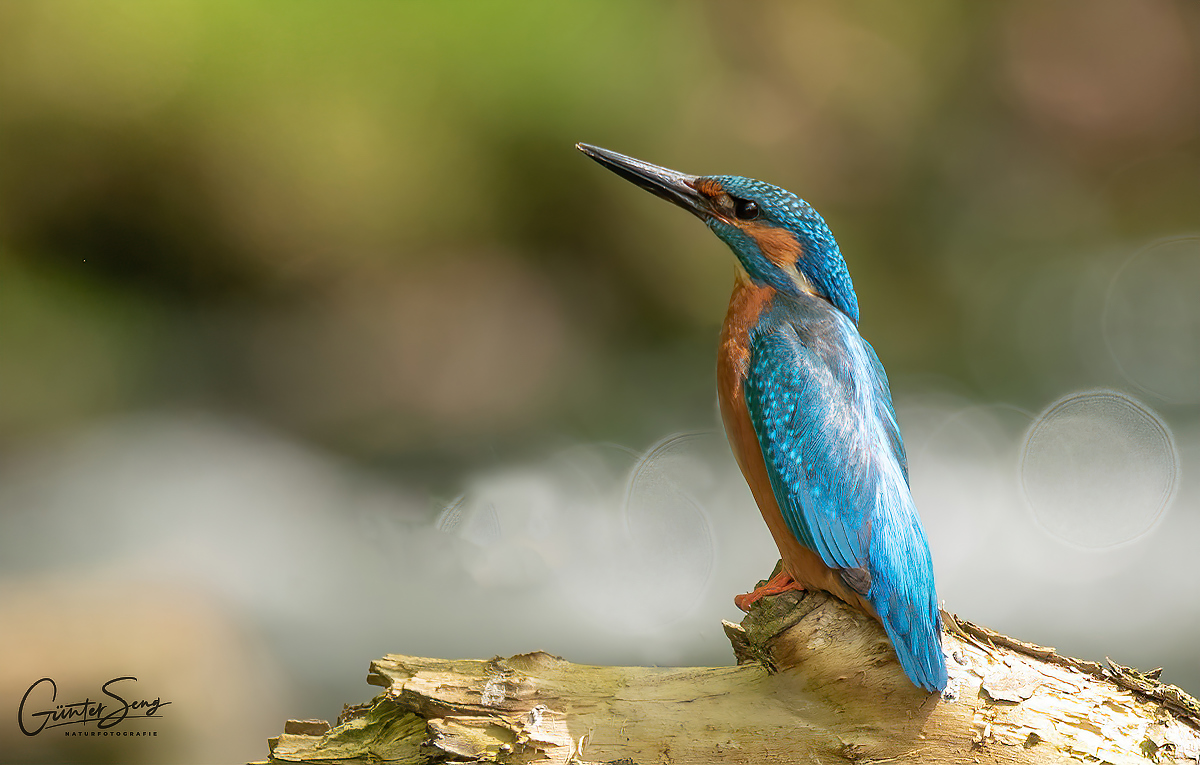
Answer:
[1, 403, 1197, 763]
[1020, 389, 1177, 549]
[905, 400, 1033, 577]
[621, 434, 717, 623]
[438, 433, 727, 633]
[566, 433, 718, 629]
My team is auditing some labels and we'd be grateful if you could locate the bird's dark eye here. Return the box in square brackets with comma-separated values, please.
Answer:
[733, 198, 759, 220]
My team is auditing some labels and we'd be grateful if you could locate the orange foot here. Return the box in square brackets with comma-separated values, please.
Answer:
[734, 570, 806, 612]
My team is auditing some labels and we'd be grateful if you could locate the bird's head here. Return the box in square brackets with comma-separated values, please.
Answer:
[578, 143, 859, 325]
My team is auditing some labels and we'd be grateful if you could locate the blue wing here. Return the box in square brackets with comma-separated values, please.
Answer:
[744, 305, 946, 692]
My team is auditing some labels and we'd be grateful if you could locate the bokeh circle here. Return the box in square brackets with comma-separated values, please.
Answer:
[1020, 389, 1177, 549]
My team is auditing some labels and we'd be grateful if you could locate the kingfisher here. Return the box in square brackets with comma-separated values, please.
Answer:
[577, 143, 946, 692]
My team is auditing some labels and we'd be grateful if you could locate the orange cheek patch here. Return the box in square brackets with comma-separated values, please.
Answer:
[742, 220, 804, 268]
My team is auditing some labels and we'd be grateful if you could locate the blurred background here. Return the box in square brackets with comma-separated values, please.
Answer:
[0, 1, 1197, 762]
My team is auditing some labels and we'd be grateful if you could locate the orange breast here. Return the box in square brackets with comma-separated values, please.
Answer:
[717, 268, 874, 615]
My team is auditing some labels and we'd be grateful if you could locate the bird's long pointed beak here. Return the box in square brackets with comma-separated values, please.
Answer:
[576, 143, 710, 220]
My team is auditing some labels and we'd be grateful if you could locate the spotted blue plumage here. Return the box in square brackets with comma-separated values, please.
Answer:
[744, 293, 946, 691]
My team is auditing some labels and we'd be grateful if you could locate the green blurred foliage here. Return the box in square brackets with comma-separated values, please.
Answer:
[0, 0, 1197, 465]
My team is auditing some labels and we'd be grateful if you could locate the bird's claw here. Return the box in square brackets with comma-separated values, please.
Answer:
[734, 570, 805, 612]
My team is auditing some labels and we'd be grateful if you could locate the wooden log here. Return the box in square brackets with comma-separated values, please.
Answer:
[258, 577, 1200, 764]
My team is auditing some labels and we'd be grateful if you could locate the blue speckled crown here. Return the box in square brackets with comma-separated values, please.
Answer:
[705, 176, 859, 325]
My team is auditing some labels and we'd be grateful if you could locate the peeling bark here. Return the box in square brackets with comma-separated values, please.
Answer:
[258, 579, 1200, 765]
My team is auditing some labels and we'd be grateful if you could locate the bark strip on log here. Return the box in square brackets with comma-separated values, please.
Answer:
[259, 583, 1200, 764]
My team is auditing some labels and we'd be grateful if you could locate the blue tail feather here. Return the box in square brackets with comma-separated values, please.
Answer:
[869, 499, 947, 692]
